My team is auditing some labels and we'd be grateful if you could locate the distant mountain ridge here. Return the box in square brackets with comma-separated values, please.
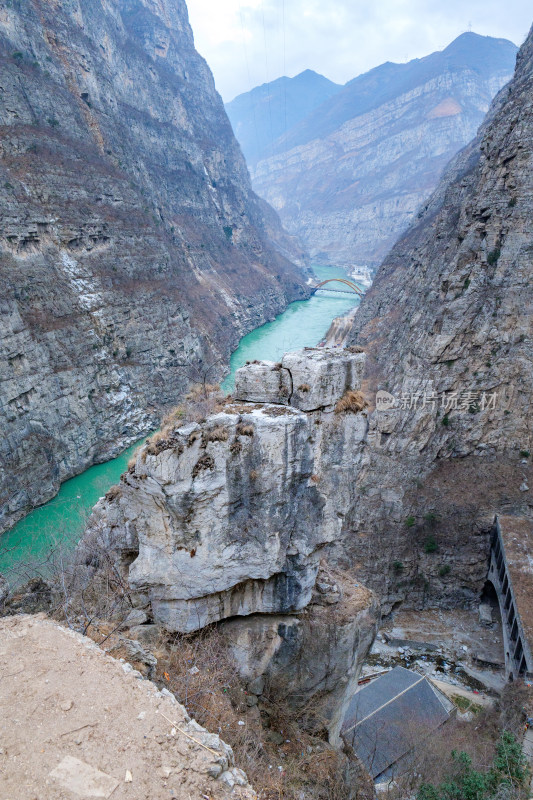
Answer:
[225, 69, 341, 165]
[229, 32, 518, 270]
[279, 33, 517, 152]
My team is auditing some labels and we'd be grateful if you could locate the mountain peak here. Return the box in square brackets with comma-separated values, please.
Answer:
[225, 70, 342, 164]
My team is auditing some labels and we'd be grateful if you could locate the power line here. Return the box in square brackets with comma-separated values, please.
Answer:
[238, 3, 261, 162]
[261, 0, 276, 157]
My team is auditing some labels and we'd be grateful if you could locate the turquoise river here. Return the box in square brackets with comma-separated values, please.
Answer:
[0, 264, 361, 583]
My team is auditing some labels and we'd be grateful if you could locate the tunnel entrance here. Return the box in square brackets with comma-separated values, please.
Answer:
[480, 580, 500, 621]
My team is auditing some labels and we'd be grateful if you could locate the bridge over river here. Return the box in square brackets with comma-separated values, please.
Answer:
[310, 278, 366, 297]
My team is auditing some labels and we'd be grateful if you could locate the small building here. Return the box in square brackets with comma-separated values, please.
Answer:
[341, 666, 452, 781]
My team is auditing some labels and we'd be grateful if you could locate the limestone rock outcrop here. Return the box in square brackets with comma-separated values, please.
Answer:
[82, 348, 378, 733]
[234, 348, 365, 411]
[0, 0, 308, 532]
[223, 572, 379, 743]
[84, 348, 369, 632]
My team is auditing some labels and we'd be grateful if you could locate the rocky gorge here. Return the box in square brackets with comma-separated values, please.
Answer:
[1, 4, 533, 797]
[342, 23, 533, 612]
[81, 20, 533, 750]
[0, 0, 308, 534]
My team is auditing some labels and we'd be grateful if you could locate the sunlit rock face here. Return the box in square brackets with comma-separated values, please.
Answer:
[0, 0, 307, 533]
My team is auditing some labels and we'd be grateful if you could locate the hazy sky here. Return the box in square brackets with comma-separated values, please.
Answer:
[185, 0, 532, 102]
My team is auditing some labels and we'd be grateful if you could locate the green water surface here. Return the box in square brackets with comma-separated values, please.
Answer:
[222, 264, 359, 391]
[0, 264, 359, 583]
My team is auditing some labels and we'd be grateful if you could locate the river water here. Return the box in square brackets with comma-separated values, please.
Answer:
[0, 264, 360, 583]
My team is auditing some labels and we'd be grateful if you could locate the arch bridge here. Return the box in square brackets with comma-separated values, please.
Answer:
[487, 515, 533, 682]
[310, 278, 365, 298]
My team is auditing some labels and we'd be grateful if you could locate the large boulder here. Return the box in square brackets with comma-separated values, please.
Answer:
[282, 348, 366, 411]
[233, 361, 291, 404]
[234, 347, 366, 412]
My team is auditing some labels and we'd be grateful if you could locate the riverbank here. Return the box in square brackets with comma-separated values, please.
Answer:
[222, 263, 361, 391]
[0, 264, 361, 585]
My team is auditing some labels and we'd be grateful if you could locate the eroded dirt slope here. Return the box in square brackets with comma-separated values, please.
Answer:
[0, 614, 254, 800]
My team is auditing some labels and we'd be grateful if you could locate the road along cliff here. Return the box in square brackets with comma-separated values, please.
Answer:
[0, 0, 308, 533]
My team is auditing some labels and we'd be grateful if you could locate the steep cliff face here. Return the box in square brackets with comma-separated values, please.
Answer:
[344, 25, 533, 611]
[250, 34, 517, 269]
[0, 0, 308, 532]
[81, 348, 379, 733]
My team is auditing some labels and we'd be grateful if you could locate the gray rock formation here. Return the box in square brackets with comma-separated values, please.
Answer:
[0, 0, 308, 533]
[0, 573, 8, 606]
[342, 24, 533, 612]
[81, 348, 378, 733]
[249, 33, 517, 269]
[223, 574, 379, 743]
[84, 348, 368, 631]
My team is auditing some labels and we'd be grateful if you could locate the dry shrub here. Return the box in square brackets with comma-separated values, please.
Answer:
[155, 627, 241, 734]
[187, 430, 200, 446]
[347, 345, 365, 354]
[152, 627, 367, 800]
[230, 439, 242, 455]
[205, 426, 229, 443]
[145, 429, 165, 455]
[236, 423, 254, 437]
[335, 390, 367, 414]
[161, 405, 185, 430]
[105, 485, 121, 502]
[155, 628, 269, 787]
[160, 384, 224, 433]
[144, 430, 184, 457]
[36, 522, 140, 637]
[128, 445, 146, 471]
[192, 453, 214, 478]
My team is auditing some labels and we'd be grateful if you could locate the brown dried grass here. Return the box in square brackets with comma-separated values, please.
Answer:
[205, 426, 229, 443]
[335, 389, 367, 414]
[236, 423, 254, 437]
[154, 628, 359, 800]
